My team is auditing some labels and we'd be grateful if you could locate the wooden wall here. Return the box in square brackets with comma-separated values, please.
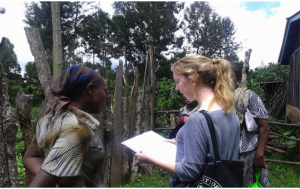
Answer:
[287, 47, 300, 122]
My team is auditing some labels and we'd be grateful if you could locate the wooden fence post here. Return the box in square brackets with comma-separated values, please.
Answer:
[123, 60, 130, 183]
[129, 67, 140, 180]
[241, 49, 252, 88]
[15, 90, 35, 186]
[149, 38, 156, 130]
[110, 60, 124, 187]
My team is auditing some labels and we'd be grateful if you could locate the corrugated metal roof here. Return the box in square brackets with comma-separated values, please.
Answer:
[278, 10, 300, 65]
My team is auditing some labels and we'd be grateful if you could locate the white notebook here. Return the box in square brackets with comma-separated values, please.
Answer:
[122, 131, 176, 163]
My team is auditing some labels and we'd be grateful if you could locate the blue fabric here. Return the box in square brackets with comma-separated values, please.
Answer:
[170, 109, 240, 185]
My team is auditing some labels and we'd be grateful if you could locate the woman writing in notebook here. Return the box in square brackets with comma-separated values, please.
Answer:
[136, 55, 240, 187]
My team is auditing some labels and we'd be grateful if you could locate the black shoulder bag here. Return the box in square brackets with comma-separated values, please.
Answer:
[173, 110, 244, 188]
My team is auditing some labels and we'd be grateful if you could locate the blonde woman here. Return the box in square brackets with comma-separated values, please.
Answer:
[136, 55, 240, 187]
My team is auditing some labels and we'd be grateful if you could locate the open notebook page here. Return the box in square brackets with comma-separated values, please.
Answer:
[122, 131, 176, 163]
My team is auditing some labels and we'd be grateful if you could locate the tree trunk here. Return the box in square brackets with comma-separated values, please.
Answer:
[144, 76, 151, 132]
[141, 51, 149, 121]
[149, 38, 156, 131]
[123, 59, 130, 183]
[24, 27, 53, 99]
[15, 90, 35, 187]
[0, 38, 20, 187]
[94, 94, 113, 186]
[129, 67, 139, 180]
[51, 2, 63, 80]
[72, 2, 80, 65]
[241, 49, 252, 88]
[110, 60, 123, 187]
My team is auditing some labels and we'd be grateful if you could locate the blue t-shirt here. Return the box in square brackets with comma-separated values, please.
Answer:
[170, 109, 240, 186]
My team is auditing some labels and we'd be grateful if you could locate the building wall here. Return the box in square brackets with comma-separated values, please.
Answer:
[287, 47, 300, 122]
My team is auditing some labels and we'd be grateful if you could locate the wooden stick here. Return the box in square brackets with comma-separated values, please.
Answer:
[153, 127, 175, 131]
[270, 131, 300, 142]
[269, 121, 300, 128]
[266, 145, 289, 154]
[155, 110, 180, 114]
[265, 159, 300, 166]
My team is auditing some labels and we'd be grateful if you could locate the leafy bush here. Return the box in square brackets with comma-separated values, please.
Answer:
[156, 78, 185, 128]
[249, 63, 289, 83]
[8, 83, 44, 108]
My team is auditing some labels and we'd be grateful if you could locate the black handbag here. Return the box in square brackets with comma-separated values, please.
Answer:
[173, 110, 244, 188]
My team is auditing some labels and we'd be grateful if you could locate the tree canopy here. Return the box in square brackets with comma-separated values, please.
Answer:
[0, 38, 22, 81]
[181, 1, 240, 63]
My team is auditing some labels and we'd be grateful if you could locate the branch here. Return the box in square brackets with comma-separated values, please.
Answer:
[265, 159, 300, 166]
[269, 121, 300, 128]
[266, 145, 289, 154]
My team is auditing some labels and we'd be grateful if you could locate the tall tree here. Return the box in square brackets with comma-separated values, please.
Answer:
[0, 38, 22, 82]
[51, 2, 63, 80]
[113, 2, 184, 70]
[134, 2, 184, 67]
[24, 2, 98, 68]
[79, 8, 114, 77]
[181, 2, 240, 59]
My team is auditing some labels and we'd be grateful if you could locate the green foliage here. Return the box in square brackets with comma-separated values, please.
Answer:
[24, 2, 100, 67]
[156, 78, 185, 127]
[245, 62, 289, 103]
[0, 38, 22, 82]
[79, 8, 115, 72]
[24, 61, 39, 83]
[8, 84, 44, 107]
[246, 78, 266, 102]
[119, 167, 170, 188]
[249, 62, 289, 83]
[113, 2, 184, 69]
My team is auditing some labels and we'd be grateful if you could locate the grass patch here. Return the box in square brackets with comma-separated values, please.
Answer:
[120, 167, 170, 188]
[119, 152, 300, 188]
[266, 152, 300, 187]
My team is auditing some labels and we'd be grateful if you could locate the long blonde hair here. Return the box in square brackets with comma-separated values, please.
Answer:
[171, 55, 234, 114]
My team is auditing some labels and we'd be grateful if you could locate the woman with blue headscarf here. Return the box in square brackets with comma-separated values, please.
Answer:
[23, 65, 108, 187]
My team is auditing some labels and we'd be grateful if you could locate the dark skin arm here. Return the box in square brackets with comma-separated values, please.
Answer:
[23, 142, 43, 175]
[23, 142, 60, 187]
[29, 169, 60, 187]
[253, 118, 270, 171]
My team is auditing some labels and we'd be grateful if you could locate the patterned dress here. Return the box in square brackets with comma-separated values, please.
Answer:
[34, 105, 105, 187]
[238, 91, 269, 187]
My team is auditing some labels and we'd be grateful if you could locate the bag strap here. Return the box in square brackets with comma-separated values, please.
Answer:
[200, 110, 221, 162]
